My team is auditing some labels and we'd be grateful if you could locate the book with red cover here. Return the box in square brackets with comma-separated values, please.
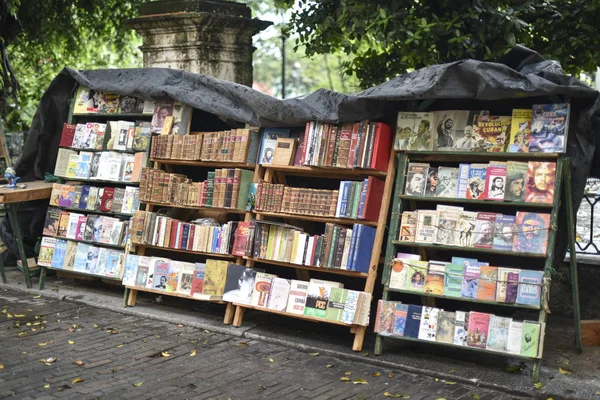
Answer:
[477, 266, 498, 301]
[347, 122, 361, 168]
[370, 122, 392, 172]
[60, 123, 76, 147]
[99, 187, 115, 212]
[190, 262, 206, 296]
[361, 176, 385, 222]
[232, 222, 250, 256]
[335, 123, 353, 168]
[298, 122, 311, 165]
[466, 311, 492, 349]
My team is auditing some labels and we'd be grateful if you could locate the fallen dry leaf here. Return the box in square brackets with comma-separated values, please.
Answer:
[383, 393, 410, 399]
[340, 377, 350, 382]
[388, 373, 394, 378]
[14, 314, 26, 318]
[161, 351, 171, 357]
[0, 364, 4, 369]
[533, 382, 544, 389]
[43, 384, 50, 389]
[308, 352, 319, 356]
[190, 350, 197, 357]
[38, 342, 48, 347]
[444, 381, 457, 385]
[33, 295, 41, 299]
[133, 381, 143, 387]
[177, 324, 183, 328]
[257, 384, 266, 390]
[558, 367, 572, 375]
[7, 313, 13, 318]
[372, 372, 382, 377]
[116, 344, 123, 348]
[269, 358, 274, 363]
[73, 360, 84, 366]
[93, 324, 99, 328]
[18, 332, 27, 336]
[344, 371, 352, 376]
[472, 394, 480, 400]
[68, 340, 75, 345]
[353, 378, 368, 385]
[326, 364, 334, 368]
[71, 378, 83, 384]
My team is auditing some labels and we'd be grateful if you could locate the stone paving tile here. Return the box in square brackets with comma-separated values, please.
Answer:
[0, 290, 528, 400]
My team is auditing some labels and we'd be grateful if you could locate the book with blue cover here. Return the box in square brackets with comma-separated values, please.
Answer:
[404, 304, 423, 338]
[516, 270, 543, 306]
[258, 128, 290, 165]
[105, 250, 123, 277]
[51, 239, 67, 269]
[466, 163, 487, 200]
[85, 246, 100, 273]
[443, 263, 464, 297]
[392, 303, 409, 336]
[487, 315, 511, 352]
[122, 254, 140, 286]
[529, 103, 570, 153]
[73, 243, 90, 272]
[349, 224, 376, 272]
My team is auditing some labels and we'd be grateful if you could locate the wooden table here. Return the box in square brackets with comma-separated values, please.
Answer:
[0, 181, 54, 288]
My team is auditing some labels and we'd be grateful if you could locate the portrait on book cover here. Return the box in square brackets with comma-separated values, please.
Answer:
[513, 212, 550, 254]
[526, 162, 556, 203]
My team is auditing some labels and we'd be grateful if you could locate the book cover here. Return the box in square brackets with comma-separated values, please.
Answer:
[62, 241, 77, 271]
[75, 215, 87, 241]
[473, 212, 497, 249]
[98, 93, 120, 114]
[286, 279, 309, 315]
[54, 149, 77, 177]
[66, 212, 82, 239]
[487, 315, 511, 352]
[423, 167, 438, 197]
[466, 311, 491, 348]
[72, 243, 90, 272]
[508, 109, 532, 153]
[122, 254, 140, 287]
[461, 264, 481, 298]
[388, 255, 420, 290]
[176, 262, 196, 296]
[434, 206, 461, 245]
[71, 123, 87, 148]
[43, 208, 61, 236]
[222, 264, 257, 305]
[436, 311, 456, 344]
[119, 95, 143, 114]
[232, 222, 249, 256]
[394, 112, 415, 150]
[529, 103, 570, 153]
[304, 278, 342, 318]
[325, 287, 348, 322]
[392, 303, 409, 336]
[405, 260, 428, 292]
[259, 128, 291, 165]
[455, 211, 477, 247]
[398, 211, 416, 242]
[496, 267, 520, 302]
[443, 263, 464, 297]
[57, 212, 70, 237]
[453, 311, 469, 346]
[492, 215, 516, 251]
[418, 307, 440, 341]
[423, 261, 445, 295]
[516, 270, 544, 306]
[513, 212, 550, 254]
[453, 110, 489, 150]
[483, 165, 506, 201]
[505, 161, 528, 202]
[134, 257, 151, 287]
[150, 258, 170, 291]
[415, 210, 437, 244]
[434, 110, 457, 150]
[505, 271, 520, 303]
[398, 112, 433, 151]
[65, 154, 79, 178]
[403, 304, 422, 338]
[465, 163, 487, 200]
[100, 187, 115, 212]
[525, 161, 556, 204]
[267, 278, 291, 312]
[38, 237, 57, 267]
[84, 246, 100, 273]
[435, 167, 459, 198]
[60, 123, 76, 147]
[340, 290, 362, 325]
[471, 115, 511, 152]
[520, 320, 542, 357]
[251, 272, 276, 308]
[507, 321, 523, 354]
[374, 300, 396, 335]
[165, 261, 181, 293]
[477, 266, 498, 301]
[150, 102, 174, 134]
[405, 163, 429, 196]
[73, 86, 98, 114]
[190, 262, 206, 297]
[456, 163, 470, 198]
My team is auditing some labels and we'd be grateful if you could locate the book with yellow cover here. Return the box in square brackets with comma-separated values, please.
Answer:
[508, 109, 532, 153]
[423, 261, 445, 295]
[202, 259, 228, 296]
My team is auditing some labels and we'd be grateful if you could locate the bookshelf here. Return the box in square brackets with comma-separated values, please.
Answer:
[376, 148, 582, 383]
[228, 125, 397, 352]
[38, 86, 153, 289]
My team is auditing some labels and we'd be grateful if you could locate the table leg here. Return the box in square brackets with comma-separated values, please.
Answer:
[6, 204, 31, 288]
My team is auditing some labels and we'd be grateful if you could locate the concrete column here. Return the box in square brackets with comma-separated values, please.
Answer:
[128, 0, 272, 86]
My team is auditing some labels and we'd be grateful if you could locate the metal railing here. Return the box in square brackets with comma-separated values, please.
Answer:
[575, 178, 600, 254]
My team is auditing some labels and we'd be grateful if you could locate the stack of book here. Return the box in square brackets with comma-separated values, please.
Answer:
[394, 104, 569, 153]
[60, 121, 151, 153]
[404, 161, 556, 203]
[388, 254, 543, 307]
[55, 149, 146, 183]
[139, 167, 253, 210]
[130, 211, 236, 255]
[232, 220, 376, 273]
[399, 206, 550, 255]
[150, 129, 258, 163]
[375, 300, 545, 358]
[49, 183, 139, 215]
[43, 208, 129, 247]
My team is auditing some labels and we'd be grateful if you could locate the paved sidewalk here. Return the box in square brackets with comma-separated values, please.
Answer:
[0, 289, 517, 400]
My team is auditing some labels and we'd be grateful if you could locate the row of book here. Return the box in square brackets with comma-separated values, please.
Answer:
[399, 207, 550, 255]
[130, 211, 236, 255]
[234, 220, 376, 273]
[60, 121, 151, 152]
[139, 168, 253, 210]
[49, 183, 139, 216]
[150, 129, 258, 163]
[389, 254, 543, 306]
[73, 87, 192, 135]
[395, 104, 569, 153]
[375, 301, 544, 357]
[43, 208, 130, 247]
[55, 149, 146, 183]
[405, 161, 556, 204]
[38, 237, 125, 278]
[297, 121, 391, 171]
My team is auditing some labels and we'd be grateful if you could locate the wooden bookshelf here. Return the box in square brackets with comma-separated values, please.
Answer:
[142, 200, 247, 215]
[243, 256, 369, 278]
[124, 286, 224, 306]
[42, 265, 122, 281]
[151, 158, 255, 170]
[404, 151, 559, 162]
[398, 195, 554, 209]
[45, 235, 125, 250]
[61, 146, 147, 154]
[231, 303, 352, 327]
[391, 241, 547, 258]
[135, 243, 236, 259]
[57, 206, 134, 219]
[263, 164, 387, 179]
[254, 211, 379, 227]
[56, 176, 140, 186]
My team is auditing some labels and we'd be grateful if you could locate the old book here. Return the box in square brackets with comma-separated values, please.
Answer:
[190, 262, 206, 297]
[520, 320, 542, 357]
[471, 115, 511, 152]
[529, 103, 570, 153]
[266, 278, 291, 312]
[516, 270, 543, 306]
[461, 263, 481, 299]
[272, 137, 297, 166]
[250, 272, 277, 308]
[405, 162, 429, 196]
[392, 303, 409, 336]
[513, 212, 550, 254]
[286, 279, 309, 315]
[396, 112, 433, 151]
[73, 86, 97, 114]
[434, 205, 462, 246]
[456, 163, 470, 198]
[388, 255, 420, 290]
[405, 260, 428, 293]
[398, 211, 416, 242]
[202, 260, 228, 296]
[473, 212, 497, 249]
[38, 237, 57, 267]
[423, 261, 445, 295]
[374, 300, 395, 335]
[466, 163, 487, 200]
[483, 164, 506, 201]
[466, 311, 491, 349]
[487, 315, 511, 353]
[304, 278, 343, 319]
[435, 167, 459, 198]
[508, 109, 532, 153]
[506, 321, 523, 354]
[455, 211, 477, 247]
[43, 208, 61, 236]
[505, 161, 528, 202]
[525, 161, 556, 204]
[436, 311, 456, 344]
[453, 310, 469, 346]
[424, 167, 438, 197]
[54, 148, 77, 177]
[222, 264, 256, 304]
[403, 304, 422, 338]
[415, 210, 437, 244]
[477, 266, 498, 301]
[443, 263, 464, 298]
[418, 307, 440, 341]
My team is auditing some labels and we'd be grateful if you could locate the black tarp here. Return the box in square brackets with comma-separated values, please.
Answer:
[9, 45, 600, 265]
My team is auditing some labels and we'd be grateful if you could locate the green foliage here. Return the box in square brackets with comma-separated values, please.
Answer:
[287, 0, 600, 87]
[5, 0, 146, 131]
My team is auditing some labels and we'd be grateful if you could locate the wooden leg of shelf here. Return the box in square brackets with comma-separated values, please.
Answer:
[38, 266, 47, 290]
[350, 326, 357, 334]
[374, 334, 384, 356]
[123, 288, 130, 307]
[233, 306, 246, 327]
[532, 359, 542, 383]
[352, 326, 366, 352]
[582, 320, 600, 346]
[223, 303, 235, 325]
[126, 289, 138, 307]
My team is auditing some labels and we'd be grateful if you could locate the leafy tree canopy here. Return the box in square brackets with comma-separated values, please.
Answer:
[282, 0, 600, 87]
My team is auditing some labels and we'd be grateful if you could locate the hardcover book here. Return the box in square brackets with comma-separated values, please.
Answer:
[529, 103, 570, 153]
[405, 163, 429, 196]
[466, 311, 491, 348]
[473, 212, 496, 249]
[508, 109, 532, 153]
[436, 311, 456, 344]
[525, 161, 556, 204]
[515, 270, 543, 306]
[505, 161, 528, 202]
[403, 304, 423, 338]
[258, 128, 291, 165]
[513, 212, 550, 254]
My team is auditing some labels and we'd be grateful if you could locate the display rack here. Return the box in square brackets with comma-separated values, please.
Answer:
[227, 146, 397, 352]
[375, 148, 582, 382]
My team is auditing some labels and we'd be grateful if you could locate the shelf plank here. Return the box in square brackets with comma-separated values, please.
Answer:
[254, 211, 378, 227]
[151, 158, 255, 169]
[45, 235, 125, 250]
[56, 176, 139, 186]
[244, 256, 369, 278]
[42, 265, 122, 281]
[398, 195, 553, 209]
[403, 151, 559, 162]
[385, 287, 541, 310]
[56, 206, 134, 219]
[61, 146, 147, 154]
[125, 286, 224, 303]
[73, 113, 152, 118]
[379, 334, 539, 360]
[233, 302, 354, 327]
[263, 164, 387, 179]
[142, 200, 247, 214]
[391, 241, 547, 258]
[136, 243, 235, 259]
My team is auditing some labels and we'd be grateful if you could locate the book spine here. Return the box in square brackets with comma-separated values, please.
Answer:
[357, 178, 368, 219]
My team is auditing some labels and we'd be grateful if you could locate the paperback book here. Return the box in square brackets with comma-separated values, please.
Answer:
[529, 104, 570, 153]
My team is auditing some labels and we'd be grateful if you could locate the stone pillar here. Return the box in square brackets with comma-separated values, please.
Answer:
[128, 0, 272, 86]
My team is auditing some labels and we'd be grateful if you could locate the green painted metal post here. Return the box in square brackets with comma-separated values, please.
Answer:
[6, 204, 32, 288]
[0, 251, 6, 283]
[38, 266, 47, 290]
